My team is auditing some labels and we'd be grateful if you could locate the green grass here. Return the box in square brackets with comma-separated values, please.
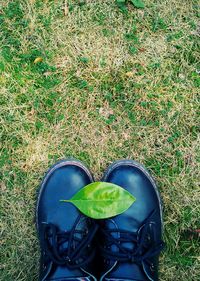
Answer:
[0, 0, 199, 280]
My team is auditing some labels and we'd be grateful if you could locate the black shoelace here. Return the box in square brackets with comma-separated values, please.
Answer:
[42, 216, 99, 269]
[100, 210, 164, 266]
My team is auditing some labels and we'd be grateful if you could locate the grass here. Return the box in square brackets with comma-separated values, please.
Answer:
[0, 0, 199, 280]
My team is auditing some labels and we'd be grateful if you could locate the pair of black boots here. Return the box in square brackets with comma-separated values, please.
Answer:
[36, 159, 164, 281]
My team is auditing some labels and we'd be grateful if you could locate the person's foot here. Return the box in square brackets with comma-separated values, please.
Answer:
[36, 159, 98, 281]
[99, 160, 164, 281]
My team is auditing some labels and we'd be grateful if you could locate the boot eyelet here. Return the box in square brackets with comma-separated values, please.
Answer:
[64, 256, 71, 263]
[150, 264, 155, 271]
[42, 264, 47, 270]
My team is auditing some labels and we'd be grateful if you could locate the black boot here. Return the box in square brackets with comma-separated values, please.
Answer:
[36, 159, 98, 281]
[99, 160, 164, 281]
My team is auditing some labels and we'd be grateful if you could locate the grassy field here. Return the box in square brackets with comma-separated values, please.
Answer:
[0, 0, 199, 280]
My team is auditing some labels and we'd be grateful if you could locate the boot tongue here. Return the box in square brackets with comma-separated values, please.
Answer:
[48, 277, 93, 281]
[105, 279, 146, 281]
[47, 217, 92, 280]
[105, 215, 148, 281]
[106, 262, 148, 281]
[47, 265, 86, 280]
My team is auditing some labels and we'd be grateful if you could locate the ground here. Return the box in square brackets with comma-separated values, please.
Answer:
[0, 0, 199, 280]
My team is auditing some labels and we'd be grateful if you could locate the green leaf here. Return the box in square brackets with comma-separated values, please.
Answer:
[130, 0, 145, 8]
[116, 0, 128, 13]
[61, 182, 136, 219]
